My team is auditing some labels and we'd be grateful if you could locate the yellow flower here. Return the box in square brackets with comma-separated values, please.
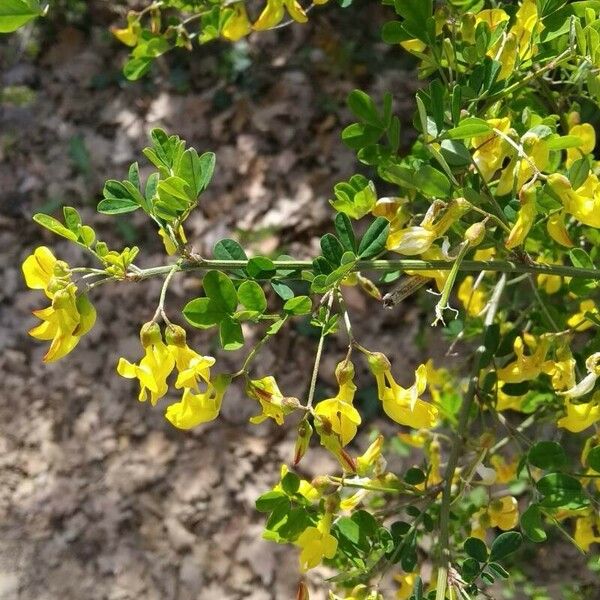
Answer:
[368, 353, 438, 429]
[546, 211, 574, 247]
[511, 0, 543, 60]
[159, 225, 187, 256]
[497, 135, 548, 197]
[488, 496, 519, 530]
[165, 325, 215, 390]
[547, 173, 600, 229]
[315, 361, 361, 447]
[496, 386, 526, 412]
[505, 183, 537, 249]
[387, 199, 469, 256]
[395, 572, 417, 600]
[536, 258, 563, 294]
[253, 0, 307, 31]
[296, 515, 338, 572]
[222, 3, 252, 41]
[472, 118, 513, 181]
[543, 344, 576, 393]
[490, 455, 518, 484]
[248, 376, 299, 425]
[117, 322, 175, 405]
[566, 123, 596, 167]
[22, 246, 58, 297]
[111, 14, 141, 47]
[458, 275, 487, 316]
[165, 374, 229, 429]
[574, 513, 600, 552]
[558, 393, 600, 433]
[29, 287, 95, 363]
[496, 335, 550, 383]
[567, 300, 599, 332]
[356, 435, 384, 476]
[405, 245, 450, 291]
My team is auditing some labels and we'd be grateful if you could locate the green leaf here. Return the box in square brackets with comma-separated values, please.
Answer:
[99, 180, 140, 214]
[247, 256, 276, 279]
[281, 471, 301, 495]
[358, 217, 390, 259]
[446, 117, 492, 139]
[528, 441, 567, 470]
[255, 490, 289, 513]
[347, 90, 383, 128]
[568, 157, 590, 189]
[440, 139, 472, 166]
[62, 206, 81, 232]
[33, 214, 78, 241]
[182, 298, 225, 328]
[461, 557, 481, 582]
[177, 148, 215, 197]
[213, 239, 247, 276]
[404, 467, 426, 485]
[334, 213, 358, 253]
[464, 537, 488, 562]
[237, 281, 267, 313]
[219, 316, 244, 350]
[520, 504, 547, 543]
[414, 165, 452, 197]
[202, 270, 238, 313]
[284, 296, 312, 315]
[123, 57, 153, 81]
[487, 562, 510, 579]
[587, 446, 600, 472]
[0, 0, 42, 33]
[536, 473, 586, 508]
[489, 531, 522, 561]
[330, 175, 377, 219]
[271, 280, 294, 300]
[569, 247, 594, 269]
[320, 233, 345, 266]
[336, 516, 361, 545]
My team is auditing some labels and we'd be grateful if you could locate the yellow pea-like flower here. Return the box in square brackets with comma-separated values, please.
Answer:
[29, 286, 88, 363]
[296, 515, 338, 572]
[496, 335, 550, 383]
[368, 353, 438, 429]
[558, 393, 600, 433]
[314, 361, 361, 447]
[222, 3, 252, 42]
[574, 513, 600, 552]
[505, 183, 537, 249]
[547, 173, 600, 229]
[248, 376, 299, 425]
[458, 275, 487, 317]
[22, 246, 57, 296]
[472, 117, 513, 182]
[490, 455, 518, 484]
[395, 572, 417, 600]
[488, 496, 519, 530]
[165, 375, 229, 429]
[253, 0, 307, 31]
[117, 322, 175, 405]
[546, 211, 574, 248]
[567, 299, 599, 332]
[566, 122, 596, 167]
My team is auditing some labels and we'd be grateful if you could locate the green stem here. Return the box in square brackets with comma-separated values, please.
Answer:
[151, 261, 180, 324]
[129, 258, 600, 280]
[435, 273, 506, 600]
[306, 292, 334, 409]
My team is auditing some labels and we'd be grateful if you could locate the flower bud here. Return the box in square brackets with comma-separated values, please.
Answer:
[296, 581, 310, 600]
[165, 324, 187, 347]
[335, 360, 355, 386]
[140, 321, 162, 347]
[51, 287, 73, 310]
[366, 351, 391, 375]
[294, 419, 313, 465]
[53, 260, 70, 278]
[465, 221, 486, 246]
[547, 211, 574, 247]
